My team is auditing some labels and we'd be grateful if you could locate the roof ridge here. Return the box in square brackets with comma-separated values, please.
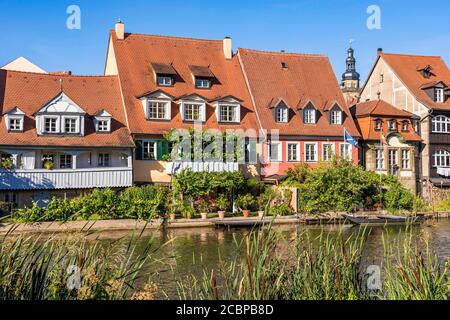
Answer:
[382, 52, 443, 59]
[238, 48, 327, 58]
[3, 69, 118, 79]
[110, 30, 222, 43]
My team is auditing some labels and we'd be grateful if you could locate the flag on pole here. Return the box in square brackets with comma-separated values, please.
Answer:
[344, 129, 358, 147]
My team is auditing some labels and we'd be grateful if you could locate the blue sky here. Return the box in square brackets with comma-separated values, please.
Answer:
[1, 0, 449, 83]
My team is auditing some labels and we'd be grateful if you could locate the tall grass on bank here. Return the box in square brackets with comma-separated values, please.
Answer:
[176, 225, 449, 300]
[0, 232, 162, 300]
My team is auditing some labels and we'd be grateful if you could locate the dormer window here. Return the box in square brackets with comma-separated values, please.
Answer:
[375, 119, 382, 131]
[94, 110, 112, 133]
[184, 102, 204, 121]
[148, 101, 170, 120]
[276, 106, 288, 123]
[9, 117, 23, 131]
[63, 117, 79, 133]
[211, 96, 242, 124]
[44, 117, 58, 133]
[219, 104, 239, 122]
[435, 88, 444, 103]
[97, 120, 110, 132]
[157, 76, 173, 87]
[195, 78, 211, 89]
[330, 109, 342, 125]
[4, 107, 25, 132]
[304, 107, 316, 124]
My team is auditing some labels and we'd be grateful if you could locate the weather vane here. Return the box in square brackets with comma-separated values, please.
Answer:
[349, 38, 354, 47]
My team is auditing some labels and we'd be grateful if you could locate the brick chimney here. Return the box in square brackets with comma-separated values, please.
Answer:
[223, 36, 232, 60]
[377, 48, 383, 56]
[115, 20, 125, 40]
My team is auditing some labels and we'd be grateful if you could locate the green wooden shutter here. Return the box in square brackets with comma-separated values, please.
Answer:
[135, 140, 143, 160]
[162, 141, 170, 157]
[156, 141, 163, 160]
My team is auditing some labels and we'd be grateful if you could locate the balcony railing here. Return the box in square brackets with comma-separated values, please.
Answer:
[0, 167, 133, 190]
[166, 162, 239, 174]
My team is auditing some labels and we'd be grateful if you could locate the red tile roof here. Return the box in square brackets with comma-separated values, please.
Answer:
[0, 70, 134, 147]
[237, 48, 360, 137]
[381, 53, 450, 110]
[351, 99, 416, 118]
[351, 100, 421, 142]
[109, 31, 259, 135]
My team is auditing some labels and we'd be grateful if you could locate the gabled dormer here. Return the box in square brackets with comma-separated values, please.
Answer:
[269, 99, 290, 123]
[324, 101, 345, 125]
[298, 100, 317, 124]
[177, 93, 207, 122]
[151, 63, 177, 87]
[3, 107, 25, 132]
[189, 65, 215, 89]
[210, 95, 242, 123]
[94, 110, 112, 133]
[138, 89, 173, 121]
[35, 92, 86, 136]
[421, 81, 447, 103]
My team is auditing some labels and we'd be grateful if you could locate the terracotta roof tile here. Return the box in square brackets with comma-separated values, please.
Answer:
[237, 48, 360, 137]
[110, 31, 259, 135]
[381, 53, 450, 110]
[351, 100, 416, 118]
[0, 70, 134, 147]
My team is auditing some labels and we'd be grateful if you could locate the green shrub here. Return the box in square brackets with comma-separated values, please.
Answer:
[235, 194, 256, 211]
[270, 203, 292, 216]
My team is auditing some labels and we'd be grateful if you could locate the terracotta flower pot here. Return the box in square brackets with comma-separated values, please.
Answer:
[218, 211, 225, 219]
[258, 210, 264, 218]
[200, 212, 208, 220]
[242, 210, 250, 218]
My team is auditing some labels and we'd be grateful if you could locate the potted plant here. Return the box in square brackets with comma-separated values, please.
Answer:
[0, 158, 14, 170]
[235, 193, 255, 218]
[216, 194, 229, 219]
[257, 194, 266, 218]
[43, 160, 54, 170]
[198, 198, 209, 220]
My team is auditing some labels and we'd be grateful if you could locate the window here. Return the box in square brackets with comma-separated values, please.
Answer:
[322, 143, 334, 161]
[59, 155, 72, 169]
[304, 108, 316, 124]
[305, 143, 317, 162]
[432, 115, 450, 133]
[276, 107, 288, 123]
[388, 150, 398, 174]
[219, 105, 238, 122]
[143, 141, 157, 160]
[157, 76, 173, 86]
[380, 73, 384, 83]
[98, 153, 111, 167]
[97, 120, 110, 132]
[388, 120, 397, 131]
[401, 150, 410, 169]
[184, 103, 203, 121]
[9, 118, 23, 131]
[148, 101, 169, 120]
[41, 154, 55, 168]
[374, 119, 382, 131]
[64, 118, 77, 133]
[330, 110, 342, 125]
[435, 88, 444, 103]
[376, 149, 384, 170]
[287, 143, 299, 162]
[401, 120, 409, 131]
[433, 150, 450, 167]
[413, 120, 419, 133]
[44, 118, 57, 133]
[340, 143, 352, 160]
[195, 78, 210, 89]
[269, 142, 281, 162]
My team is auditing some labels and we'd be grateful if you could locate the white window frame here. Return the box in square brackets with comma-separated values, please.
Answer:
[304, 142, 318, 162]
[375, 119, 382, 131]
[43, 116, 59, 133]
[330, 109, 342, 125]
[435, 88, 444, 103]
[195, 78, 211, 89]
[8, 116, 23, 131]
[62, 116, 79, 134]
[375, 149, 385, 170]
[433, 149, 450, 167]
[96, 118, 111, 132]
[432, 115, 450, 133]
[322, 142, 335, 161]
[276, 106, 288, 123]
[304, 108, 316, 124]
[401, 149, 410, 170]
[182, 101, 205, 122]
[388, 120, 397, 131]
[147, 100, 170, 120]
[287, 142, 300, 162]
[268, 142, 282, 162]
[339, 143, 352, 161]
[156, 76, 173, 87]
[59, 154, 73, 169]
[218, 103, 240, 123]
[142, 140, 158, 161]
[401, 120, 409, 131]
